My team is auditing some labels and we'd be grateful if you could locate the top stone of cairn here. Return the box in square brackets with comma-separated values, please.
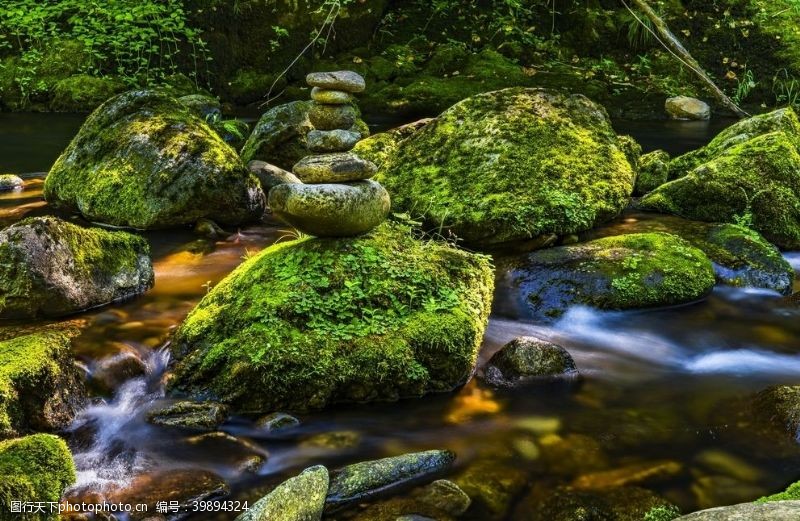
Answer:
[306, 71, 366, 93]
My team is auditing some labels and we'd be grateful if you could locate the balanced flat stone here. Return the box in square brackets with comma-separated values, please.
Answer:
[293, 153, 377, 183]
[311, 87, 352, 105]
[307, 129, 361, 153]
[309, 102, 357, 131]
[306, 71, 366, 93]
[268, 180, 390, 237]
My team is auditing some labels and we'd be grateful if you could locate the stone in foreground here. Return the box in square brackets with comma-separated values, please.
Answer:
[0, 434, 76, 520]
[675, 501, 800, 520]
[44, 90, 265, 229]
[377, 88, 637, 248]
[0, 325, 86, 438]
[307, 129, 361, 153]
[169, 223, 494, 412]
[0, 217, 154, 318]
[483, 337, 578, 387]
[236, 465, 328, 521]
[665, 96, 711, 120]
[268, 180, 390, 237]
[293, 152, 377, 183]
[306, 71, 366, 93]
[508, 232, 715, 320]
[326, 450, 456, 511]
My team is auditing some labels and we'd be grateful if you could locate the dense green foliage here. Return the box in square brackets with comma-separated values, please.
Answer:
[170, 223, 494, 412]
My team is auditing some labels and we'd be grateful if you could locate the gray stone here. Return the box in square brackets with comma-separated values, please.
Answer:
[326, 450, 456, 511]
[306, 71, 366, 93]
[256, 412, 300, 432]
[311, 88, 352, 105]
[236, 465, 328, 521]
[293, 153, 377, 183]
[146, 401, 228, 431]
[268, 180, 390, 237]
[666, 96, 711, 120]
[484, 337, 578, 387]
[307, 129, 361, 153]
[676, 501, 800, 520]
[0, 174, 24, 191]
[248, 160, 302, 191]
[240, 101, 314, 170]
[309, 102, 357, 131]
[178, 94, 222, 120]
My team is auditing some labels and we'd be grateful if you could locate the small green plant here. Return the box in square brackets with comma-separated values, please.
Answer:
[620, 9, 655, 51]
[773, 68, 800, 108]
[733, 67, 757, 104]
[205, 113, 249, 142]
[644, 505, 681, 521]
[733, 187, 768, 228]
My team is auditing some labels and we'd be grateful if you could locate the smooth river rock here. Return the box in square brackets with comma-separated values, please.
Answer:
[268, 180, 390, 237]
[483, 337, 578, 387]
[236, 465, 328, 521]
[306, 71, 366, 93]
[309, 102, 357, 131]
[247, 160, 302, 191]
[326, 450, 457, 511]
[293, 152, 377, 183]
[666, 96, 711, 120]
[676, 501, 800, 520]
[307, 129, 361, 153]
[311, 87, 353, 104]
[0, 174, 24, 191]
[146, 401, 229, 431]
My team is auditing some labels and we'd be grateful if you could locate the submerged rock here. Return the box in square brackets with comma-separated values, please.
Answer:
[676, 501, 800, 520]
[0, 326, 86, 438]
[641, 108, 800, 249]
[0, 174, 23, 191]
[326, 450, 456, 510]
[0, 217, 154, 318]
[454, 454, 528, 521]
[665, 96, 711, 120]
[256, 412, 301, 432]
[483, 337, 578, 387]
[237, 465, 328, 521]
[508, 232, 715, 320]
[91, 349, 147, 392]
[146, 401, 229, 431]
[44, 90, 265, 229]
[376, 88, 637, 248]
[169, 223, 494, 412]
[749, 385, 800, 441]
[522, 486, 676, 521]
[0, 434, 76, 519]
[268, 180, 390, 238]
[347, 479, 470, 521]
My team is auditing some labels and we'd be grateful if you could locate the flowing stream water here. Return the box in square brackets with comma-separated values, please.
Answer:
[0, 114, 799, 520]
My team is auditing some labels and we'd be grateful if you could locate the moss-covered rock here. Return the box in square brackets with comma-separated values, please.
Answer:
[51, 74, 125, 112]
[523, 486, 676, 521]
[508, 232, 715, 319]
[169, 223, 493, 413]
[178, 94, 222, 120]
[240, 100, 369, 171]
[0, 434, 76, 520]
[0, 326, 86, 438]
[377, 88, 637, 248]
[146, 401, 228, 432]
[483, 337, 578, 387]
[636, 150, 671, 196]
[235, 465, 328, 521]
[749, 385, 800, 442]
[0, 175, 23, 192]
[640, 130, 800, 249]
[353, 119, 432, 170]
[44, 90, 265, 229]
[0, 217, 154, 318]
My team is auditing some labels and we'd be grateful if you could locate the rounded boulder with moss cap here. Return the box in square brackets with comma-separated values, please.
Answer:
[0, 174, 24, 191]
[376, 88, 637, 249]
[0, 434, 76, 520]
[269, 180, 390, 238]
[44, 90, 265, 229]
[0, 216, 154, 318]
[507, 232, 715, 320]
[168, 223, 494, 413]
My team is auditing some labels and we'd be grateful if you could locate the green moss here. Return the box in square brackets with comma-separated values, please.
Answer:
[377, 88, 636, 248]
[51, 74, 125, 112]
[513, 232, 715, 319]
[224, 69, 286, 106]
[0, 434, 76, 521]
[44, 90, 264, 229]
[644, 505, 681, 521]
[170, 222, 494, 413]
[640, 130, 800, 249]
[759, 480, 800, 503]
[0, 328, 83, 437]
[636, 150, 671, 196]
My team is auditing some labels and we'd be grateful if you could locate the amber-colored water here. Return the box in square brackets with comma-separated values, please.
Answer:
[1, 117, 799, 520]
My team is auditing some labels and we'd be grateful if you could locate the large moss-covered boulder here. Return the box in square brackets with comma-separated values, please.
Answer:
[508, 232, 715, 319]
[44, 90, 265, 229]
[0, 326, 86, 439]
[169, 223, 493, 412]
[640, 130, 800, 249]
[377, 88, 637, 248]
[0, 434, 76, 520]
[0, 217, 154, 318]
[240, 101, 369, 170]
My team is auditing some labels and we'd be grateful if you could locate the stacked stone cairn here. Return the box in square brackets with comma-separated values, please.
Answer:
[268, 71, 390, 237]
